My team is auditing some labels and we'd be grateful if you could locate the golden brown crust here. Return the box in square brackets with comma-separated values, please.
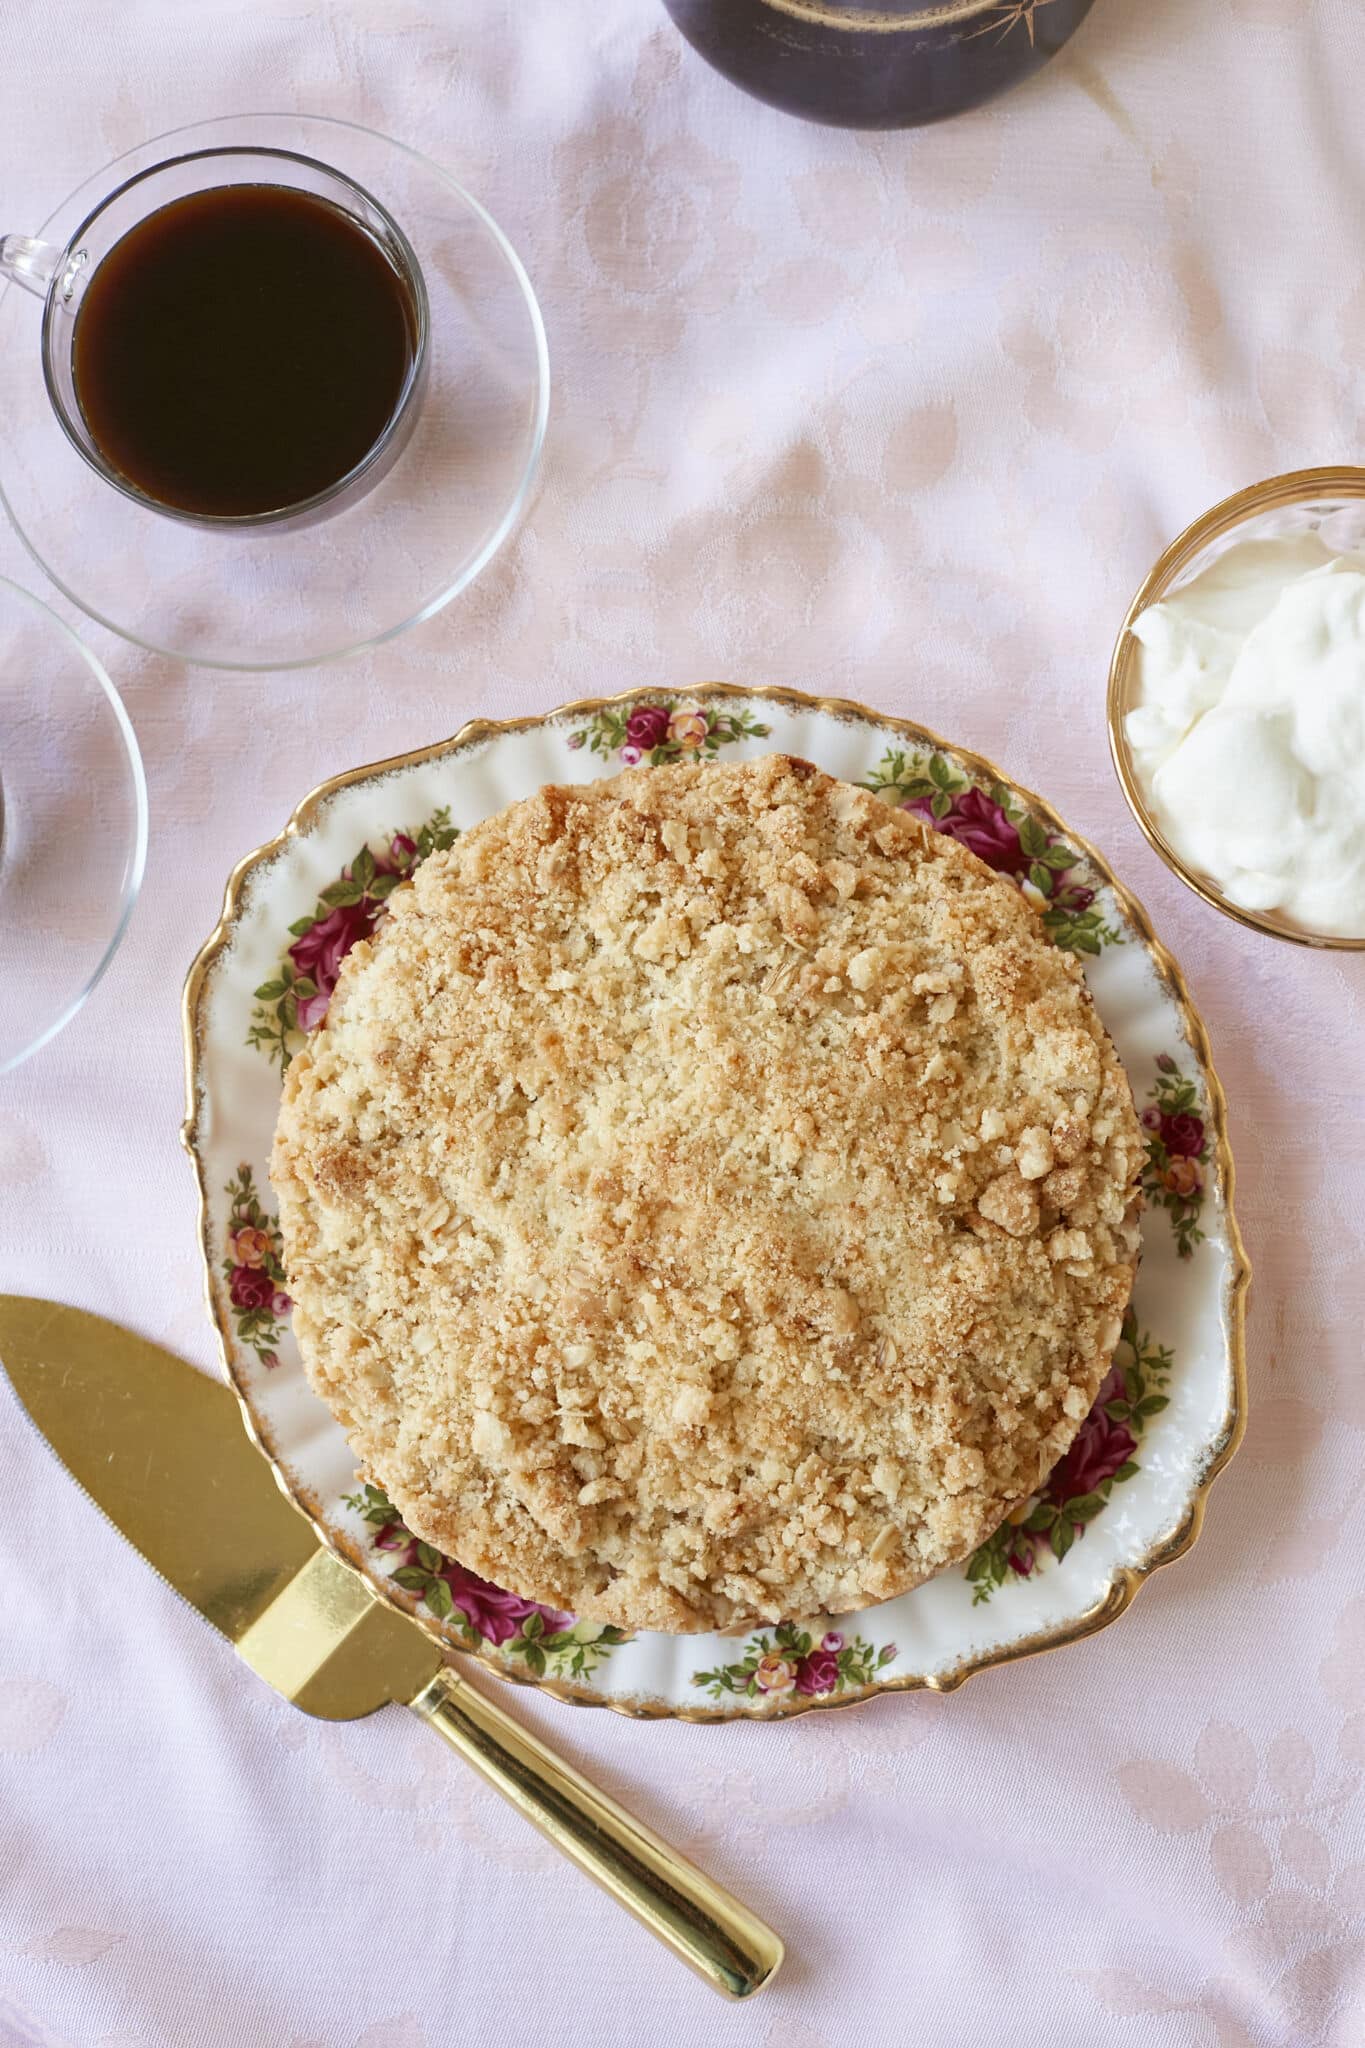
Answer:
[272, 757, 1143, 1633]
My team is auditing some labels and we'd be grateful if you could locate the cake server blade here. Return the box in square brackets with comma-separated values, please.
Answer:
[0, 1295, 782, 1998]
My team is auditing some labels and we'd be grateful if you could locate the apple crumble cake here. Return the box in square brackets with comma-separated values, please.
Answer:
[273, 754, 1143, 1632]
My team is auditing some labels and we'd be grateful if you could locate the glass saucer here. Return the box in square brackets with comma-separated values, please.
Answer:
[0, 114, 549, 672]
[0, 578, 147, 1074]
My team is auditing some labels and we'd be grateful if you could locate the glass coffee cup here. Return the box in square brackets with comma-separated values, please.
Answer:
[0, 114, 549, 670]
[1, 146, 430, 530]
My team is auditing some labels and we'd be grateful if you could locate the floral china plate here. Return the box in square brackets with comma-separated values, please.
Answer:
[183, 684, 1249, 1721]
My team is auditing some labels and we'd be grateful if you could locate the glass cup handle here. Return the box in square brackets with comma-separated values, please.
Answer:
[1, 233, 84, 301]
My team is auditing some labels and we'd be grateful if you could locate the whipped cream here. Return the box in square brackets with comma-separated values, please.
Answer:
[1125, 533, 1365, 937]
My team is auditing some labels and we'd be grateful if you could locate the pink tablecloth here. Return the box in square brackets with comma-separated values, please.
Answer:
[4, 2, 1365, 2043]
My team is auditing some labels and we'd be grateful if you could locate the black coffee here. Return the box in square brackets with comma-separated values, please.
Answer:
[72, 183, 418, 518]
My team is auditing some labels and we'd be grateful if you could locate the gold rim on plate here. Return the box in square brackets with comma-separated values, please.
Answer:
[183, 682, 1251, 1723]
[1108, 464, 1365, 954]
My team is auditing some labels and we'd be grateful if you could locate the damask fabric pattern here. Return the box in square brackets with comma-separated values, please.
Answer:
[1, 2, 1363, 2045]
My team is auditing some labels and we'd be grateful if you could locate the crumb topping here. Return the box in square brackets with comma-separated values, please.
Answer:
[273, 756, 1143, 1632]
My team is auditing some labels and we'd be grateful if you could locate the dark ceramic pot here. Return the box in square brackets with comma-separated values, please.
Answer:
[662, 0, 1099, 129]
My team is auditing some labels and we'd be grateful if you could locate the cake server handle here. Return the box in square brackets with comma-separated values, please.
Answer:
[408, 1666, 784, 1999]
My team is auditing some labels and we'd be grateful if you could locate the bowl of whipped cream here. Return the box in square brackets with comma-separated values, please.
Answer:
[1109, 466, 1365, 949]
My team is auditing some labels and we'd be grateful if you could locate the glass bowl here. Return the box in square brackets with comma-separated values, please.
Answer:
[0, 114, 549, 672]
[0, 577, 147, 1073]
[1107, 466, 1365, 953]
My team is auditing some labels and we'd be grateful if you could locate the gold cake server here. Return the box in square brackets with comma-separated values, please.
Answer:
[0, 1296, 782, 2000]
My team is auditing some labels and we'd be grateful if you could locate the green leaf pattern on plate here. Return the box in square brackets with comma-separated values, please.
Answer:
[222, 1164, 289, 1369]
[343, 1482, 632, 1680]
[965, 1312, 1174, 1603]
[567, 696, 769, 766]
[859, 745, 1122, 958]
[247, 807, 457, 1069]
[692, 1621, 898, 1702]
[1140, 1054, 1211, 1259]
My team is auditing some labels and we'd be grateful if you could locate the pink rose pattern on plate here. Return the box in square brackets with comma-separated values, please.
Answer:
[859, 745, 1122, 958]
[966, 1312, 1173, 1602]
[344, 1483, 631, 1680]
[693, 1623, 898, 1702]
[221, 1164, 289, 1368]
[1141, 1053, 1211, 1258]
[567, 696, 769, 765]
[246, 808, 457, 1068]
